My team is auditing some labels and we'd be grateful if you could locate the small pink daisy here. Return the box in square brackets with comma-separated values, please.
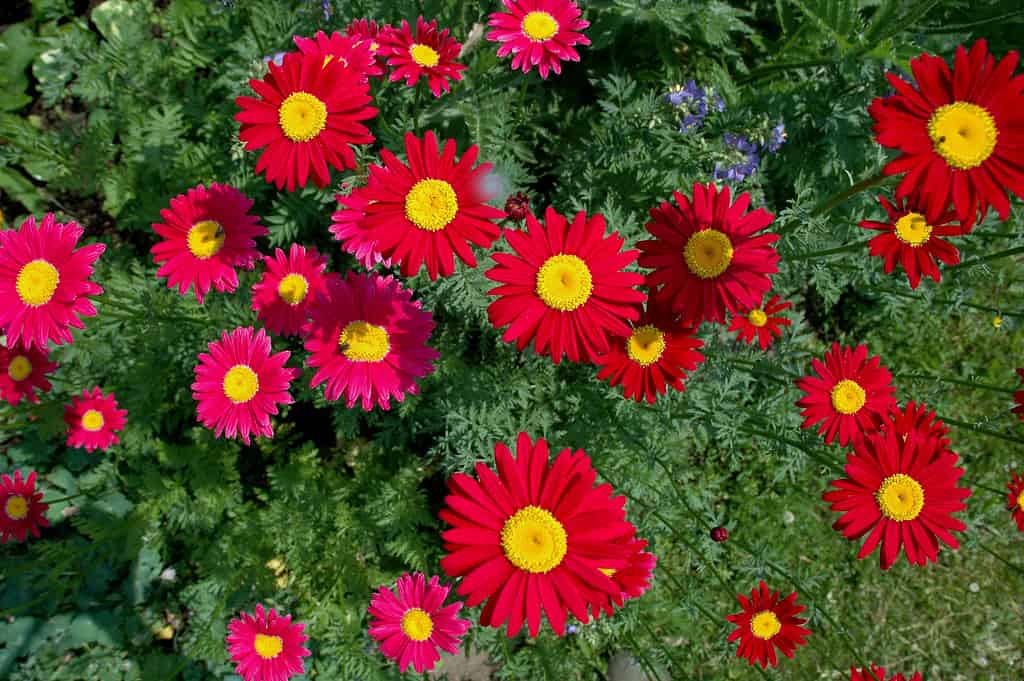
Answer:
[293, 30, 383, 81]
[303, 272, 439, 410]
[329, 189, 391, 269]
[251, 244, 337, 337]
[64, 387, 128, 453]
[0, 470, 50, 543]
[368, 572, 471, 674]
[151, 184, 267, 304]
[380, 17, 466, 97]
[487, 0, 591, 79]
[0, 213, 105, 349]
[0, 341, 57, 405]
[192, 327, 298, 445]
[226, 603, 310, 681]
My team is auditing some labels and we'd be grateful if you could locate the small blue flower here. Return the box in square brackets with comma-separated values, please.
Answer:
[766, 122, 787, 153]
[262, 52, 287, 66]
[567, 624, 579, 634]
[665, 80, 724, 133]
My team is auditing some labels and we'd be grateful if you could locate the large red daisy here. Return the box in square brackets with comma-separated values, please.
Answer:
[638, 183, 779, 324]
[486, 0, 591, 79]
[823, 427, 971, 570]
[226, 604, 310, 681]
[359, 131, 505, 280]
[726, 581, 810, 669]
[439, 432, 637, 637]
[594, 299, 704, 403]
[293, 30, 383, 81]
[303, 272, 439, 411]
[1013, 368, 1024, 421]
[850, 665, 922, 681]
[0, 341, 56, 405]
[151, 183, 266, 305]
[380, 17, 466, 97]
[251, 244, 336, 337]
[1007, 472, 1024, 532]
[0, 213, 105, 349]
[64, 387, 127, 453]
[795, 343, 898, 447]
[235, 51, 377, 191]
[0, 470, 49, 543]
[728, 294, 792, 350]
[869, 39, 1024, 229]
[486, 207, 645, 364]
[329, 188, 390, 269]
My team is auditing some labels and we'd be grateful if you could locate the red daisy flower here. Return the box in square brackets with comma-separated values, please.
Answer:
[795, 343, 898, 447]
[638, 183, 779, 325]
[588, 538, 657, 619]
[226, 603, 310, 681]
[345, 18, 391, 68]
[303, 272, 439, 410]
[380, 17, 466, 97]
[235, 51, 377, 191]
[439, 432, 637, 637]
[851, 665, 922, 681]
[0, 213, 104, 349]
[151, 183, 266, 305]
[251, 244, 337, 337]
[329, 189, 391, 269]
[487, 207, 645, 364]
[293, 30, 383, 81]
[868, 39, 1024, 229]
[1007, 472, 1024, 532]
[726, 581, 810, 669]
[1013, 368, 1024, 421]
[0, 341, 57, 405]
[64, 387, 127, 453]
[885, 401, 951, 457]
[823, 427, 971, 570]
[360, 131, 505, 280]
[0, 470, 50, 543]
[728, 294, 792, 350]
[594, 299, 705, 403]
[368, 572, 471, 673]
[859, 196, 962, 289]
[486, 0, 591, 79]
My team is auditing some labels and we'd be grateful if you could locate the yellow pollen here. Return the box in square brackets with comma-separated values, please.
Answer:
[830, 379, 866, 415]
[369, 41, 380, 52]
[747, 309, 768, 327]
[684, 229, 734, 279]
[1018, 495, 1024, 512]
[993, 315, 1003, 329]
[400, 608, 434, 642]
[186, 221, 225, 259]
[81, 409, 105, 432]
[253, 633, 283, 660]
[277, 273, 309, 305]
[16, 259, 60, 306]
[626, 325, 666, 367]
[339, 320, 390, 362]
[750, 611, 782, 640]
[7, 355, 32, 382]
[278, 91, 327, 142]
[322, 55, 349, 68]
[409, 43, 440, 68]
[501, 505, 568, 574]
[4, 495, 28, 521]
[599, 567, 617, 577]
[894, 212, 933, 247]
[222, 364, 259, 404]
[404, 179, 459, 232]
[927, 102, 998, 170]
[535, 254, 593, 312]
[522, 11, 559, 41]
[876, 473, 925, 522]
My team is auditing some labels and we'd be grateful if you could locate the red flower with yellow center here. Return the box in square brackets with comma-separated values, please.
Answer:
[345, 18, 391, 69]
[486, 0, 591, 79]
[251, 244, 337, 337]
[226, 604, 310, 681]
[728, 294, 792, 350]
[64, 387, 127, 453]
[726, 581, 810, 669]
[859, 196, 962, 289]
[380, 17, 466, 97]
[0, 470, 50, 544]
[293, 30, 382, 81]
[1007, 472, 1024, 532]
[0, 341, 56, 405]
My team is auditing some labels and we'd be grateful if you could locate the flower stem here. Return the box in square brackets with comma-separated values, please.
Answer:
[810, 171, 888, 217]
[954, 245, 1024, 271]
[939, 416, 1024, 445]
[896, 374, 1017, 395]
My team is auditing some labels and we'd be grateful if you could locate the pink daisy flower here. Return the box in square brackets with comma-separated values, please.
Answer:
[151, 184, 267, 304]
[380, 17, 466, 97]
[0, 341, 57, 405]
[0, 470, 50, 543]
[226, 603, 310, 681]
[293, 30, 383, 81]
[0, 213, 105, 349]
[64, 387, 128, 453]
[329, 189, 391, 269]
[368, 572, 471, 673]
[303, 272, 439, 410]
[251, 244, 337, 337]
[487, 0, 591, 79]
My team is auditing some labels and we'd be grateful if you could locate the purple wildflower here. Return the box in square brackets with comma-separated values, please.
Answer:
[766, 122, 787, 153]
[665, 80, 724, 133]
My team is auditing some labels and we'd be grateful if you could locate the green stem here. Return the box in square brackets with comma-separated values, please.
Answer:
[737, 58, 834, 84]
[786, 240, 869, 261]
[896, 374, 1017, 395]
[44, 492, 85, 505]
[626, 631, 666, 681]
[954, 245, 1024, 271]
[940, 416, 1024, 445]
[975, 541, 1024, 577]
[413, 83, 423, 135]
[810, 171, 888, 217]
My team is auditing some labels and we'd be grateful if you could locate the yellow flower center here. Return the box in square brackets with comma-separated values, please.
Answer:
[894, 212, 933, 247]
[400, 608, 434, 642]
[222, 365, 259, 404]
[7, 356, 32, 382]
[1018, 495, 1024, 512]
[339, 321, 390, 362]
[750, 610, 782, 640]
[404, 179, 459, 232]
[927, 102, 998, 170]
[993, 315, 1003, 329]
[369, 41, 380, 53]
[501, 505, 568, 574]
[322, 55, 349, 68]
[186, 220, 225, 259]
[278, 91, 328, 142]
[830, 379, 866, 415]
[16, 259, 60, 306]
[409, 43, 440, 68]
[535, 254, 593, 312]
[522, 11, 559, 41]
[747, 309, 768, 327]
[626, 325, 666, 367]
[81, 409, 105, 432]
[684, 229, 734, 279]
[277, 273, 309, 305]
[599, 567, 617, 577]
[253, 633, 283, 660]
[876, 473, 925, 522]
[4, 495, 28, 521]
